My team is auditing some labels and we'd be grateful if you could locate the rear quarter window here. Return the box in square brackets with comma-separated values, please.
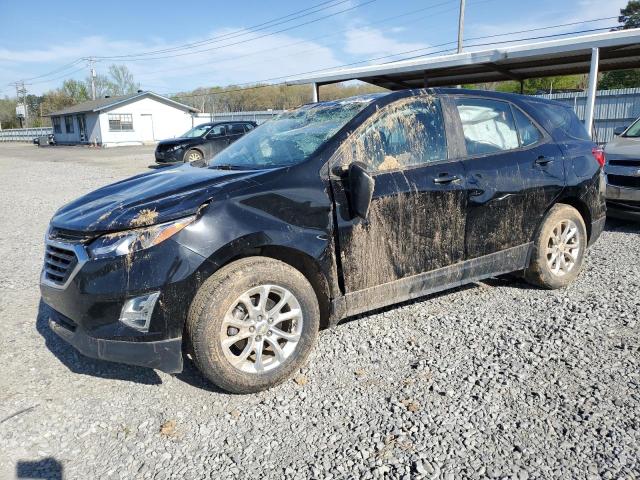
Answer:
[534, 102, 591, 141]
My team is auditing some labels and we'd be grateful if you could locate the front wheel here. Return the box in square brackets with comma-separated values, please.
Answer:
[184, 149, 203, 163]
[187, 257, 320, 393]
[524, 204, 587, 289]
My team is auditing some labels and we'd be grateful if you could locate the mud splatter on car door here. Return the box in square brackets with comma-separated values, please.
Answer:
[329, 95, 467, 292]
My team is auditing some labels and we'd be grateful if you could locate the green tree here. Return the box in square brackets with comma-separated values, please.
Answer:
[599, 1, 640, 89]
[61, 79, 90, 103]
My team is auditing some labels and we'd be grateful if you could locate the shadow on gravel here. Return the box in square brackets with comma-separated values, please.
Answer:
[16, 457, 63, 480]
[37, 299, 162, 385]
[174, 356, 229, 394]
[604, 217, 640, 233]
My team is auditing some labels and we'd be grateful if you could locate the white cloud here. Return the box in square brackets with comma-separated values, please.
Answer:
[343, 26, 429, 58]
[0, 30, 344, 95]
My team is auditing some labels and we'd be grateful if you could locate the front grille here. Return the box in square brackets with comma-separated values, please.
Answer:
[43, 243, 79, 286]
[608, 174, 640, 189]
[48, 227, 95, 244]
[609, 159, 640, 167]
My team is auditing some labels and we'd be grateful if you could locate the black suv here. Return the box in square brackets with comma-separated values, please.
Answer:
[154, 121, 256, 164]
[41, 89, 605, 393]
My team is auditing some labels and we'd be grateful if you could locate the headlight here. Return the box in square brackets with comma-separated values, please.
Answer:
[88, 215, 196, 259]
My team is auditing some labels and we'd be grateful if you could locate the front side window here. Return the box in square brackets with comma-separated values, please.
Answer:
[228, 123, 247, 135]
[456, 98, 519, 156]
[345, 96, 448, 172]
[108, 114, 133, 131]
[512, 107, 543, 147]
[206, 125, 226, 138]
[52, 116, 61, 134]
[209, 95, 379, 169]
[64, 116, 74, 133]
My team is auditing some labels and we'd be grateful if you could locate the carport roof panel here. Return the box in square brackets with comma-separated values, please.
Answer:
[285, 29, 640, 89]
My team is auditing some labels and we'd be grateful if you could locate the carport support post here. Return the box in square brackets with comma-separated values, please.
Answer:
[312, 82, 319, 103]
[584, 47, 599, 138]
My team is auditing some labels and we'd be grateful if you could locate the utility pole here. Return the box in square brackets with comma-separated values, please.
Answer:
[88, 57, 97, 100]
[14, 81, 28, 128]
[457, 0, 466, 54]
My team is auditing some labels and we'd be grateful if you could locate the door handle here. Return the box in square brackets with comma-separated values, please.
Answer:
[433, 174, 460, 185]
[535, 155, 553, 166]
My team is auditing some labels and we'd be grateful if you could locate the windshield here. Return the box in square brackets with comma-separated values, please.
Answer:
[208, 95, 381, 169]
[181, 124, 212, 138]
[623, 118, 640, 138]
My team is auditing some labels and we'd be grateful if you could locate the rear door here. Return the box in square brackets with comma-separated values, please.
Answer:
[452, 96, 565, 259]
[330, 94, 467, 295]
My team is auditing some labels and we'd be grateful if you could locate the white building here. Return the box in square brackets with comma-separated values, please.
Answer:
[46, 91, 198, 147]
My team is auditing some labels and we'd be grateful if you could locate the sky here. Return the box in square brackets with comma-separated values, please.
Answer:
[0, 0, 628, 97]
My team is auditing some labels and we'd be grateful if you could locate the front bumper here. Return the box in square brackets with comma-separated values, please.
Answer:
[40, 235, 209, 373]
[49, 310, 183, 373]
[155, 148, 183, 164]
[606, 183, 640, 221]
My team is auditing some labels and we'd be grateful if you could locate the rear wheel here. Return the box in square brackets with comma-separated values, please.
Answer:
[187, 257, 319, 393]
[184, 149, 203, 163]
[524, 204, 587, 289]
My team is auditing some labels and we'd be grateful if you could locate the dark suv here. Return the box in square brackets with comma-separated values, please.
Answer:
[41, 89, 605, 393]
[154, 121, 256, 164]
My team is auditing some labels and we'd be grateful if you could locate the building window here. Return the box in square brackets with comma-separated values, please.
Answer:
[108, 114, 133, 131]
[64, 116, 74, 134]
[52, 117, 62, 134]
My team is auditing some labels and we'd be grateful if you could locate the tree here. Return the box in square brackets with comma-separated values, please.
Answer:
[106, 65, 140, 96]
[599, 1, 640, 89]
[61, 79, 90, 103]
[617, 0, 640, 29]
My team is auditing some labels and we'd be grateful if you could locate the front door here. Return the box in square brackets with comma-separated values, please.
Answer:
[329, 95, 467, 297]
[452, 96, 565, 259]
[77, 114, 86, 142]
[139, 114, 155, 142]
[203, 124, 229, 158]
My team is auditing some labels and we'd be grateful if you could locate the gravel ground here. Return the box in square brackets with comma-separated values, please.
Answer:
[0, 142, 638, 480]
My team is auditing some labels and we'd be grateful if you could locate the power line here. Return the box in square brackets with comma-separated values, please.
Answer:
[94, 0, 354, 59]
[134, 0, 464, 80]
[166, 24, 619, 99]
[94, 0, 378, 62]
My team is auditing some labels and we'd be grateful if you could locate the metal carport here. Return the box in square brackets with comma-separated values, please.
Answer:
[285, 29, 640, 136]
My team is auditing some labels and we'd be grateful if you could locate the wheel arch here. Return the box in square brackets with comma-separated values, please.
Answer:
[194, 242, 333, 331]
[552, 196, 593, 241]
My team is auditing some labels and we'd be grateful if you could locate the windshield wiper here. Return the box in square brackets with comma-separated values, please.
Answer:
[209, 164, 246, 170]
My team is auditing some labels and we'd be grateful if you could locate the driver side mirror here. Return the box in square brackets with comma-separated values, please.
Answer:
[613, 126, 627, 136]
[347, 162, 375, 220]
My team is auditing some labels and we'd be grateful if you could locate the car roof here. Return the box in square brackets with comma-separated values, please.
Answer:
[198, 120, 257, 127]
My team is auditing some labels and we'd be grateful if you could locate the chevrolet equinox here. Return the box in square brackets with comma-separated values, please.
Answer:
[41, 89, 606, 393]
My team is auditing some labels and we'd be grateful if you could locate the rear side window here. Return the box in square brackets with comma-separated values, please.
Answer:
[512, 107, 543, 147]
[535, 103, 590, 141]
[455, 98, 519, 155]
[348, 96, 448, 172]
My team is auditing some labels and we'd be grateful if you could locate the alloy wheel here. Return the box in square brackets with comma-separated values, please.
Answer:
[220, 285, 303, 374]
[546, 219, 581, 276]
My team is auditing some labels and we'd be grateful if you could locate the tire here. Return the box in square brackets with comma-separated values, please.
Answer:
[184, 149, 203, 163]
[187, 257, 320, 393]
[524, 203, 587, 289]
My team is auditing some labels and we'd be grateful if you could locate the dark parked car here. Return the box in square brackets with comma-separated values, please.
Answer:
[41, 89, 605, 393]
[604, 120, 640, 221]
[154, 121, 256, 164]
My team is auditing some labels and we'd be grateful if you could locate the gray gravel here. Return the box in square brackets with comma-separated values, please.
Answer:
[0, 142, 639, 480]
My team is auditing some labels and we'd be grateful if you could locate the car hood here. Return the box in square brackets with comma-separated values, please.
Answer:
[51, 164, 260, 233]
[604, 136, 640, 157]
[157, 137, 200, 148]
